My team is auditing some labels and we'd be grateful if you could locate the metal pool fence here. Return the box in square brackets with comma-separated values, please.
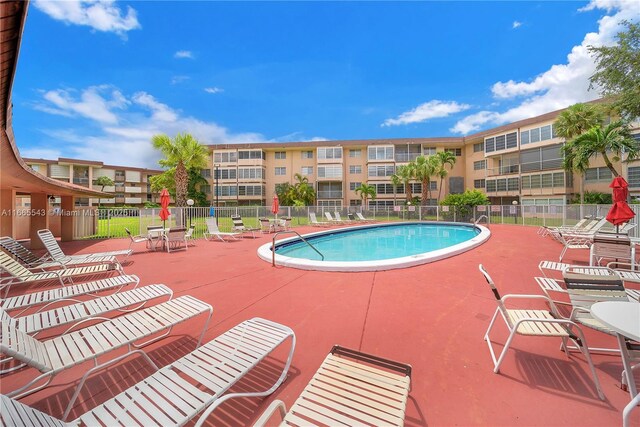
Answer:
[72, 204, 640, 240]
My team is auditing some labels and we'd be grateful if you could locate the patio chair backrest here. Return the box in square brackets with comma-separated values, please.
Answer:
[206, 217, 220, 233]
[348, 213, 355, 221]
[0, 251, 33, 278]
[325, 212, 334, 221]
[334, 212, 343, 221]
[356, 212, 367, 221]
[0, 237, 41, 266]
[185, 225, 195, 238]
[309, 212, 318, 223]
[167, 227, 187, 240]
[231, 216, 244, 227]
[478, 264, 510, 325]
[36, 229, 67, 262]
[0, 311, 50, 372]
[147, 225, 163, 232]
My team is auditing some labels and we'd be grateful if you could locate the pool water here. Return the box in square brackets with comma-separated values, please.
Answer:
[274, 223, 480, 262]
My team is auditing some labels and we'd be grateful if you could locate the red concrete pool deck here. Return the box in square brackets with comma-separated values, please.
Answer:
[3, 224, 639, 426]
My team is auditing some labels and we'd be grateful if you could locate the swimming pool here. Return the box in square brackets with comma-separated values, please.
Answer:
[257, 222, 490, 271]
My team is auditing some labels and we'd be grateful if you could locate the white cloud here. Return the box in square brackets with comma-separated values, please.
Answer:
[204, 87, 224, 94]
[29, 85, 267, 168]
[512, 21, 522, 29]
[451, 0, 639, 134]
[382, 100, 471, 127]
[171, 75, 190, 85]
[33, 0, 140, 36]
[174, 50, 194, 59]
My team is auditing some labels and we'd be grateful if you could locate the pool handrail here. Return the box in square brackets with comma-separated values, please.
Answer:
[272, 231, 324, 266]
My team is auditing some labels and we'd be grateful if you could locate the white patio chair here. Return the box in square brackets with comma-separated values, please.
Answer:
[163, 227, 188, 252]
[5, 284, 172, 336]
[0, 317, 295, 425]
[204, 218, 241, 242]
[479, 264, 604, 400]
[0, 236, 118, 270]
[232, 215, 259, 237]
[259, 217, 275, 233]
[0, 274, 139, 315]
[1, 295, 212, 406]
[0, 251, 122, 296]
[356, 212, 375, 222]
[184, 224, 197, 246]
[333, 212, 351, 223]
[124, 227, 150, 252]
[324, 211, 344, 223]
[590, 233, 635, 268]
[557, 232, 591, 262]
[308, 212, 329, 227]
[38, 229, 133, 260]
[254, 345, 411, 427]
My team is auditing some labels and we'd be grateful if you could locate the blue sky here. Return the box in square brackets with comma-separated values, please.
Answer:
[11, 0, 639, 168]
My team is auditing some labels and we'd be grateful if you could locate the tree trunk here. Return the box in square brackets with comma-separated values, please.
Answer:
[422, 179, 429, 206]
[579, 173, 584, 204]
[438, 178, 444, 201]
[175, 161, 188, 207]
[601, 151, 620, 177]
[406, 182, 412, 203]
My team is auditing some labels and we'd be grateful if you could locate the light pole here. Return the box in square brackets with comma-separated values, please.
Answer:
[512, 200, 518, 224]
[407, 201, 411, 221]
[214, 164, 220, 225]
[186, 199, 194, 228]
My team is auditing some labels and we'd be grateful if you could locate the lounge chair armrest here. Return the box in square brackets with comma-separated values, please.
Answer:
[62, 316, 111, 335]
[251, 400, 288, 427]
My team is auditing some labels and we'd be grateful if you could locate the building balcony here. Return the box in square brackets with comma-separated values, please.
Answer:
[114, 175, 126, 182]
[72, 178, 90, 186]
[394, 154, 420, 163]
[317, 191, 343, 199]
[486, 165, 519, 176]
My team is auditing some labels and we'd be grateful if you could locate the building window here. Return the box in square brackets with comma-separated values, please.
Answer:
[521, 172, 566, 190]
[473, 142, 484, 153]
[349, 182, 361, 191]
[200, 185, 211, 194]
[350, 200, 362, 206]
[214, 152, 238, 163]
[301, 166, 313, 176]
[238, 150, 265, 160]
[301, 151, 313, 159]
[473, 160, 486, 170]
[275, 151, 286, 160]
[349, 165, 362, 174]
[521, 124, 555, 145]
[628, 167, 640, 188]
[349, 149, 361, 158]
[368, 146, 394, 161]
[201, 169, 211, 178]
[584, 167, 613, 182]
[520, 144, 563, 172]
[423, 147, 437, 156]
[318, 147, 343, 160]
[445, 148, 462, 156]
[239, 185, 264, 196]
[485, 131, 517, 153]
[369, 200, 395, 208]
[368, 165, 395, 177]
[238, 167, 264, 179]
[218, 169, 237, 180]
[474, 179, 485, 189]
[218, 185, 238, 196]
[318, 165, 342, 179]
[317, 200, 343, 208]
[275, 167, 286, 176]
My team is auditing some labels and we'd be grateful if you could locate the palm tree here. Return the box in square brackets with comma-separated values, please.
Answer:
[151, 133, 209, 207]
[93, 175, 114, 208]
[394, 164, 415, 203]
[355, 183, 377, 208]
[555, 103, 604, 203]
[292, 173, 316, 205]
[434, 151, 456, 201]
[390, 173, 403, 205]
[563, 120, 639, 178]
[412, 155, 439, 205]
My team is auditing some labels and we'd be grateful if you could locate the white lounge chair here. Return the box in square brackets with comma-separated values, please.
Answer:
[356, 212, 375, 222]
[232, 215, 259, 237]
[0, 251, 122, 296]
[0, 274, 139, 315]
[0, 236, 118, 270]
[479, 264, 604, 400]
[37, 229, 133, 260]
[204, 218, 241, 242]
[254, 345, 411, 427]
[0, 317, 295, 425]
[539, 215, 593, 237]
[124, 227, 151, 252]
[556, 232, 591, 262]
[1, 295, 212, 406]
[308, 212, 329, 227]
[333, 212, 351, 223]
[5, 284, 172, 336]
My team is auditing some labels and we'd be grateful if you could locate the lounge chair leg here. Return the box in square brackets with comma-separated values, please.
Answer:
[623, 392, 640, 427]
[572, 329, 605, 400]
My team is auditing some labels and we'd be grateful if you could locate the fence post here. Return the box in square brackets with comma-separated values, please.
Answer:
[501, 206, 504, 225]
[107, 209, 111, 238]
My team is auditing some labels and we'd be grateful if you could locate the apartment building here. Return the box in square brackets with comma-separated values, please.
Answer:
[23, 158, 162, 207]
[206, 105, 640, 207]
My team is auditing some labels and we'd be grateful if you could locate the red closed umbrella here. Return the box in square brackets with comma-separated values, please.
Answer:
[159, 188, 171, 228]
[271, 195, 280, 220]
[606, 177, 635, 229]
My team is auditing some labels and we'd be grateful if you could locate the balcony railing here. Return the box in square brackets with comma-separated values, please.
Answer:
[394, 153, 420, 163]
[317, 191, 343, 199]
[486, 165, 519, 176]
[73, 178, 90, 186]
[114, 175, 126, 182]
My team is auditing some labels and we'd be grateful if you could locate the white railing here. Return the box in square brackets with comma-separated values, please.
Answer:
[66, 204, 639, 240]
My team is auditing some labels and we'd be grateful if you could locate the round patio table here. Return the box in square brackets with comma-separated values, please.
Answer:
[592, 301, 640, 426]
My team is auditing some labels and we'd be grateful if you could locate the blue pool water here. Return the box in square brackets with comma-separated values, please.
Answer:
[274, 223, 480, 262]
